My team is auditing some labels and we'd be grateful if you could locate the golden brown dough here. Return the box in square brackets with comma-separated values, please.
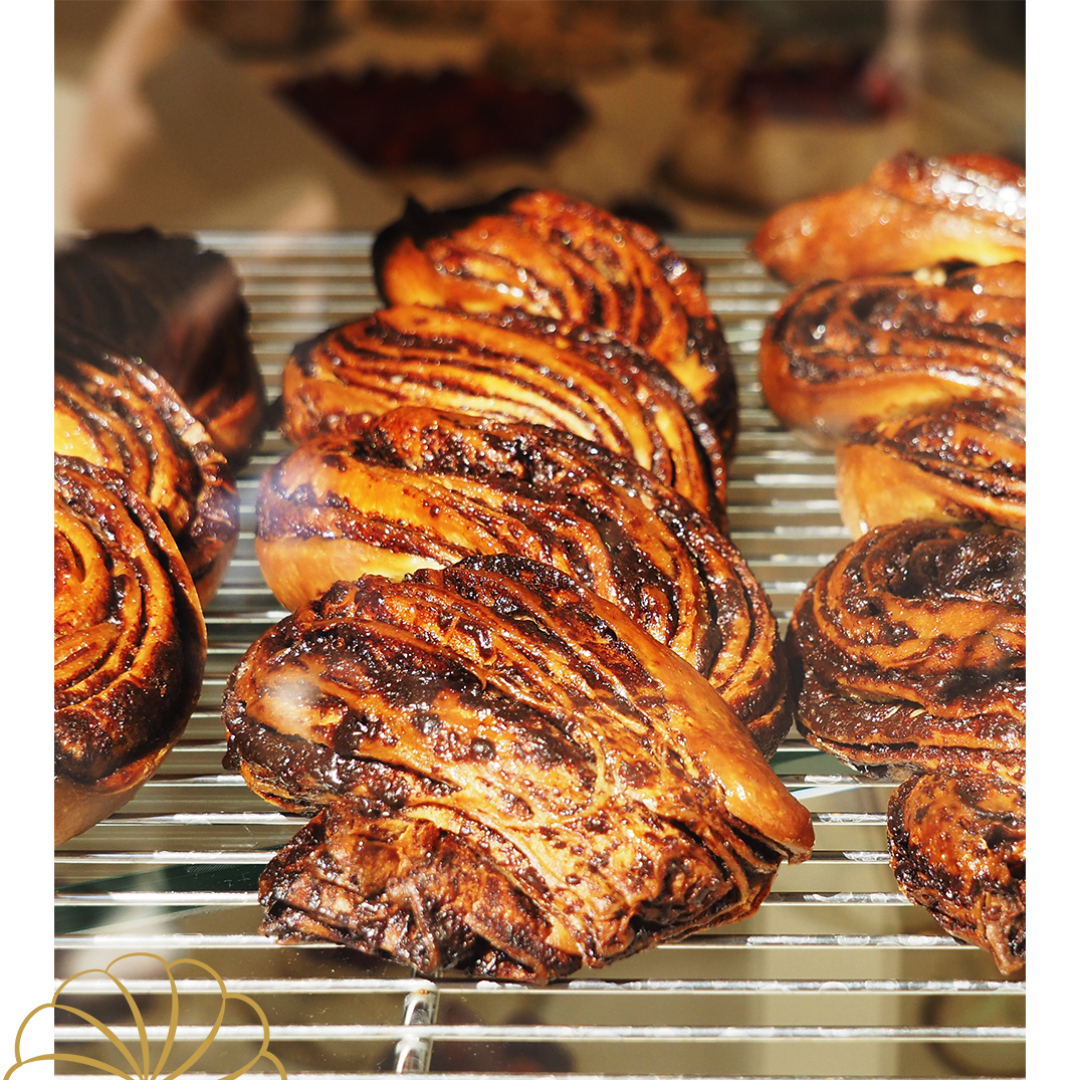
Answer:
[835, 397, 1025, 538]
[55, 228, 266, 470]
[751, 151, 1026, 284]
[786, 521, 1025, 782]
[758, 262, 1025, 447]
[255, 407, 788, 755]
[281, 305, 727, 522]
[888, 768, 1025, 974]
[372, 188, 738, 448]
[55, 322, 240, 605]
[55, 455, 207, 844]
[222, 555, 813, 983]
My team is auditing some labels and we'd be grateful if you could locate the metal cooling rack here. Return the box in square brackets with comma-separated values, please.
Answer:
[53, 233, 1025, 1080]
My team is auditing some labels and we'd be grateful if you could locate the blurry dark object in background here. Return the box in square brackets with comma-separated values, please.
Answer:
[707, 0, 1024, 74]
[367, 0, 490, 29]
[607, 198, 680, 235]
[958, 0, 1025, 69]
[276, 66, 589, 173]
[484, 0, 661, 84]
[661, 54, 910, 213]
[733, 49, 901, 122]
[658, 2, 916, 215]
[653, 3, 760, 108]
[180, 0, 338, 55]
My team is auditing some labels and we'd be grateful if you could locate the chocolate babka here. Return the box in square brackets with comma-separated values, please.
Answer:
[751, 151, 1026, 285]
[255, 406, 789, 755]
[835, 397, 1025, 537]
[787, 520, 1026, 972]
[372, 188, 737, 448]
[55, 455, 207, 844]
[758, 261, 1025, 447]
[281, 305, 727, 522]
[888, 768, 1025, 974]
[786, 520, 1025, 782]
[55, 228, 267, 471]
[222, 556, 813, 983]
[55, 322, 240, 605]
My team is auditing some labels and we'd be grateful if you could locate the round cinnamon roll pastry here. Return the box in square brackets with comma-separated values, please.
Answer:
[55, 454, 207, 845]
[888, 768, 1025, 974]
[372, 188, 737, 448]
[787, 520, 1025, 781]
[835, 397, 1025, 538]
[281, 304, 727, 522]
[751, 151, 1026, 285]
[55, 322, 240, 605]
[55, 228, 267, 470]
[222, 555, 813, 983]
[758, 261, 1026, 447]
[255, 407, 788, 755]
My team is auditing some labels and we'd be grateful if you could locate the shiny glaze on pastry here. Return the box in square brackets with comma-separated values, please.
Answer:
[758, 262, 1025, 447]
[836, 397, 1025, 537]
[55, 228, 266, 470]
[255, 406, 788, 755]
[222, 555, 813, 983]
[281, 304, 726, 521]
[372, 188, 737, 448]
[55, 322, 240, 605]
[751, 152, 1026, 285]
[888, 768, 1025, 974]
[787, 521, 1025, 781]
[55, 455, 207, 844]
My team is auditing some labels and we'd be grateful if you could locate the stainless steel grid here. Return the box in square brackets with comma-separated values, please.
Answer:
[53, 233, 1025, 1080]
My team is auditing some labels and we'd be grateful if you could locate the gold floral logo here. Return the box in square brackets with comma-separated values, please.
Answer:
[6, 953, 286, 1079]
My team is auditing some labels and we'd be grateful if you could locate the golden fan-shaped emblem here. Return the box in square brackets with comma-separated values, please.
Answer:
[6, 953, 286, 1079]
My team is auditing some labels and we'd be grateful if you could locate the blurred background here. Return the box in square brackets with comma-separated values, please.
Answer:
[55, 0, 1025, 236]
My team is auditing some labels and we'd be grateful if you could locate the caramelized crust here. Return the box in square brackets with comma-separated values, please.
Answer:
[372, 188, 737, 447]
[223, 556, 813, 982]
[787, 521, 1025, 781]
[55, 455, 206, 844]
[836, 398, 1025, 537]
[255, 407, 788, 755]
[55, 323, 240, 605]
[888, 768, 1025, 974]
[751, 151, 1026, 284]
[758, 262, 1026, 447]
[281, 305, 726, 521]
[55, 228, 266, 470]
[259, 807, 585, 982]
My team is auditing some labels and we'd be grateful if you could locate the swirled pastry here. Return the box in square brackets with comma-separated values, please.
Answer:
[751, 151, 1026, 284]
[222, 555, 813, 983]
[758, 261, 1025, 447]
[835, 398, 1025, 537]
[55, 323, 240, 605]
[255, 406, 788, 755]
[372, 188, 737, 447]
[281, 304, 726, 521]
[55, 454, 207, 844]
[55, 228, 267, 470]
[787, 521, 1025, 781]
[888, 768, 1025, 974]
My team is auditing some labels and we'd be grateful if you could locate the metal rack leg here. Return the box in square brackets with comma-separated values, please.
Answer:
[393, 984, 439, 1073]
